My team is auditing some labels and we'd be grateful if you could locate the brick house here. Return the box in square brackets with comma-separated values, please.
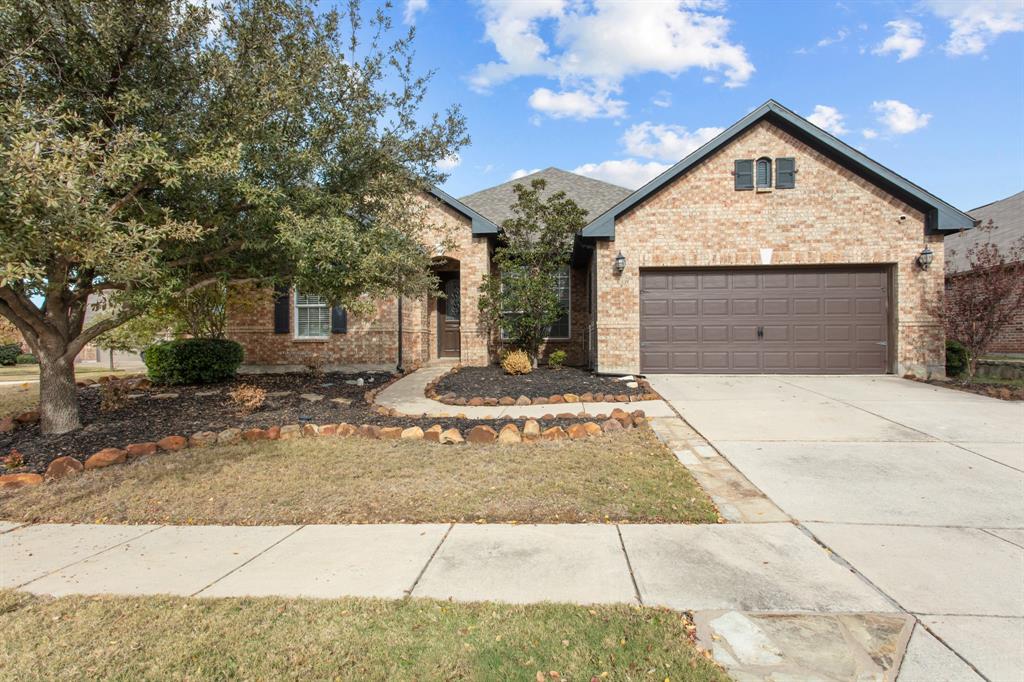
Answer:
[226, 100, 974, 377]
[944, 190, 1024, 354]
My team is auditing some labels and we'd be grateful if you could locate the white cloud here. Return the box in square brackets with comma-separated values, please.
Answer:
[871, 100, 932, 134]
[403, 0, 428, 25]
[862, 128, 878, 139]
[509, 168, 542, 180]
[873, 19, 925, 61]
[806, 105, 849, 135]
[621, 122, 723, 161]
[436, 153, 460, 172]
[470, 0, 754, 118]
[817, 28, 849, 47]
[572, 159, 670, 189]
[925, 0, 1023, 55]
[652, 90, 672, 108]
[528, 86, 627, 120]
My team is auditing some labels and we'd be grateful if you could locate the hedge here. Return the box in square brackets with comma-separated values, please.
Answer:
[0, 343, 21, 366]
[142, 338, 244, 385]
[945, 340, 969, 378]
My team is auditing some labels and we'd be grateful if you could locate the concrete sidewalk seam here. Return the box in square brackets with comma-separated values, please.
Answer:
[0, 522, 25, 534]
[914, 621, 993, 682]
[615, 525, 643, 606]
[802, 520, 1024, 531]
[16, 524, 163, 591]
[190, 525, 306, 597]
[405, 522, 454, 598]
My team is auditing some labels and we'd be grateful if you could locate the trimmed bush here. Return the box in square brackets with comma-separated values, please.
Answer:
[143, 338, 244, 385]
[15, 353, 37, 365]
[945, 339, 969, 378]
[547, 349, 567, 369]
[0, 343, 20, 366]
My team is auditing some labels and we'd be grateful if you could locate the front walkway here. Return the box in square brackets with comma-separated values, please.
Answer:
[375, 365, 676, 419]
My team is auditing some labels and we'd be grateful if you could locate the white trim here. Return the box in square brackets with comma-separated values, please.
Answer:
[293, 289, 330, 340]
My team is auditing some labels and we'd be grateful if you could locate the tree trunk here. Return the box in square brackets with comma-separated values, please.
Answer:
[37, 350, 82, 434]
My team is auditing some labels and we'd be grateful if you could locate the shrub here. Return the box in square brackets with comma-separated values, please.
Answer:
[946, 339, 969, 378]
[143, 338, 244, 385]
[547, 349, 567, 369]
[100, 380, 131, 412]
[228, 383, 267, 414]
[0, 343, 21, 366]
[501, 349, 532, 375]
[15, 353, 36, 365]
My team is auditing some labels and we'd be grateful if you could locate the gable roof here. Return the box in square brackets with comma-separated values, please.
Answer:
[945, 190, 1024, 274]
[428, 186, 499, 235]
[460, 167, 632, 227]
[581, 99, 975, 239]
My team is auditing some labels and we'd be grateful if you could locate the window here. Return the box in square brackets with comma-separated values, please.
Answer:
[294, 291, 330, 339]
[756, 157, 772, 188]
[499, 266, 571, 341]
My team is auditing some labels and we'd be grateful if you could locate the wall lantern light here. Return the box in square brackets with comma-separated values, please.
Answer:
[613, 251, 626, 274]
[917, 246, 934, 271]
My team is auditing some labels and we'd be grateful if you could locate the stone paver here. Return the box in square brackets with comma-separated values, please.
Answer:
[201, 524, 448, 599]
[1, 523, 158, 588]
[714, 441, 1024, 527]
[413, 524, 636, 605]
[920, 615, 1024, 682]
[897, 625, 983, 681]
[620, 523, 896, 613]
[24, 525, 297, 597]
[806, 523, 1024, 617]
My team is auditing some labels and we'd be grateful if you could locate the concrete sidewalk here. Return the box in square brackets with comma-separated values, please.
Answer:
[375, 365, 676, 419]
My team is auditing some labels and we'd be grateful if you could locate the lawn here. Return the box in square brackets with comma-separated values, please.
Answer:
[0, 428, 720, 525]
[0, 367, 134, 416]
[0, 590, 727, 681]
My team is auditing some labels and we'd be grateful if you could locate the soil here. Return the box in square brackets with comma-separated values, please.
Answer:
[1, 372, 599, 474]
[433, 365, 649, 401]
[913, 377, 1024, 401]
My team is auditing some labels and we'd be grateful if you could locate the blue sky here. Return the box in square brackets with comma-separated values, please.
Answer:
[395, 0, 1023, 211]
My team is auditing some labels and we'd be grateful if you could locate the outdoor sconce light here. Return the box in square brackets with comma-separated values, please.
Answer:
[917, 246, 934, 271]
[613, 251, 626, 274]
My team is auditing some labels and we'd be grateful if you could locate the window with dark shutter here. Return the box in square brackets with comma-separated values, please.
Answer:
[776, 157, 796, 189]
[734, 159, 754, 190]
[756, 157, 772, 188]
[331, 307, 347, 334]
[273, 287, 290, 334]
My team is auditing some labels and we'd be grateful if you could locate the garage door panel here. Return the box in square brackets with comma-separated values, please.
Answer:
[639, 267, 889, 374]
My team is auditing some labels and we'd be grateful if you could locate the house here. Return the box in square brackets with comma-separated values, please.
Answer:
[226, 100, 974, 377]
[944, 190, 1024, 354]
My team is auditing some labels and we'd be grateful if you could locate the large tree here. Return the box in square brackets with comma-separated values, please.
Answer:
[0, 0, 467, 433]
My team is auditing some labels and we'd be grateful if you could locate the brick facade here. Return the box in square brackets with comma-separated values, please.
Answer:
[946, 270, 1024, 354]
[592, 120, 946, 377]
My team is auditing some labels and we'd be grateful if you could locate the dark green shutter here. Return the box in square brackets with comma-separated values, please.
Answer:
[734, 159, 753, 190]
[331, 307, 347, 333]
[273, 287, 290, 334]
[776, 157, 796, 189]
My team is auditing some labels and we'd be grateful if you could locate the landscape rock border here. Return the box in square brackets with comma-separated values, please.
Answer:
[424, 366, 661, 406]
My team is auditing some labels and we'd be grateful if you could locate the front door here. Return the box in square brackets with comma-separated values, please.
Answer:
[438, 274, 461, 358]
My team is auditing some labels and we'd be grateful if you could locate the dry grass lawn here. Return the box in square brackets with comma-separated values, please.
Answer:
[0, 590, 728, 681]
[0, 428, 719, 525]
[0, 368, 134, 416]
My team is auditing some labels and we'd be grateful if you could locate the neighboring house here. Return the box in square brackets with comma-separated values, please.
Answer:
[225, 100, 974, 377]
[944, 190, 1024, 354]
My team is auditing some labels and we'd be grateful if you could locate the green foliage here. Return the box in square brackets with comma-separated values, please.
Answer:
[15, 353, 37, 365]
[547, 349, 567, 369]
[143, 339, 244, 385]
[945, 340, 969, 378]
[478, 179, 587, 358]
[0, 343, 21, 366]
[501, 349, 533, 375]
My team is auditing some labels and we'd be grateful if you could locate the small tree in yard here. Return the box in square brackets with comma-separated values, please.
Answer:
[478, 179, 588, 361]
[0, 0, 467, 433]
[932, 220, 1024, 378]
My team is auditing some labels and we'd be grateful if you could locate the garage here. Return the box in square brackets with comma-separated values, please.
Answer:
[639, 267, 891, 374]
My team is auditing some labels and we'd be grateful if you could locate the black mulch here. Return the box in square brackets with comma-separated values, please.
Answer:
[433, 365, 648, 400]
[2, 372, 596, 474]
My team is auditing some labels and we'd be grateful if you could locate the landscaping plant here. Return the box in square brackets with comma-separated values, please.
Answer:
[945, 340, 969, 378]
[0, 0, 467, 433]
[228, 383, 267, 414]
[143, 339, 244, 385]
[501, 349, 533, 376]
[99, 381, 132, 413]
[547, 349, 567, 369]
[0, 343, 20, 366]
[478, 179, 587, 361]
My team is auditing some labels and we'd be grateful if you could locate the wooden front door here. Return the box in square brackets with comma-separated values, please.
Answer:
[438, 274, 461, 358]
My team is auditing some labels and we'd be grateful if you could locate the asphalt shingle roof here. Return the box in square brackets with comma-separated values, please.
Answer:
[945, 190, 1023, 273]
[459, 167, 633, 227]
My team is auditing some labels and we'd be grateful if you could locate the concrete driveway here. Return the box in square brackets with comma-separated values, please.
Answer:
[648, 374, 1024, 681]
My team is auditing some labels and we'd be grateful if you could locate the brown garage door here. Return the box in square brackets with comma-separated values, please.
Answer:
[639, 267, 890, 374]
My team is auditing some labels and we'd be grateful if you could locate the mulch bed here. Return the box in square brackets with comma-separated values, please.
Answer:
[1, 372, 600, 475]
[432, 365, 651, 402]
[912, 377, 1024, 401]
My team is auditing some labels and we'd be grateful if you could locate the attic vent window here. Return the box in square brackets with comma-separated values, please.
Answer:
[756, 158, 772, 189]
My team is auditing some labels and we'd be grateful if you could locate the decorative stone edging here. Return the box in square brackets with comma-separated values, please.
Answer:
[423, 366, 661, 406]
[0, 408, 648, 493]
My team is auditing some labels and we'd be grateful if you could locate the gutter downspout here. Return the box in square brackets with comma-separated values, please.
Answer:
[396, 296, 404, 373]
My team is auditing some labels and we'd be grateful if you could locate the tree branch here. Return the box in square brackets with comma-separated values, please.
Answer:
[105, 178, 149, 218]
[163, 241, 244, 268]
[64, 307, 139, 361]
[0, 286, 50, 340]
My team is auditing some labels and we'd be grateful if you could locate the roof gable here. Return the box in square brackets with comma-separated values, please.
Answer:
[428, 186, 499, 235]
[581, 100, 975, 239]
[945, 190, 1024, 273]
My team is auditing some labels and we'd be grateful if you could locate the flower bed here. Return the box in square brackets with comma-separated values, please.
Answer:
[428, 365, 660, 406]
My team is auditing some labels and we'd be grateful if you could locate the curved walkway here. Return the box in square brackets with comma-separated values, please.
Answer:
[374, 365, 675, 419]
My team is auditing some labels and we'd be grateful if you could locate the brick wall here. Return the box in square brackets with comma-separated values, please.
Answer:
[946, 271, 1024, 354]
[594, 120, 946, 377]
